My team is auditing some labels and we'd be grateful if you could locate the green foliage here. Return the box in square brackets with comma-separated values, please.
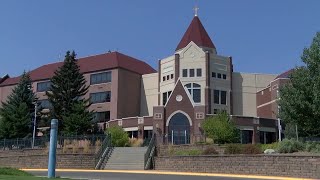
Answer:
[0, 72, 35, 139]
[277, 139, 305, 153]
[305, 142, 320, 153]
[225, 144, 242, 154]
[62, 101, 93, 135]
[202, 111, 240, 144]
[106, 126, 129, 147]
[174, 149, 202, 156]
[202, 147, 219, 155]
[259, 142, 279, 151]
[279, 32, 320, 138]
[0, 168, 32, 176]
[241, 144, 262, 154]
[46, 51, 92, 135]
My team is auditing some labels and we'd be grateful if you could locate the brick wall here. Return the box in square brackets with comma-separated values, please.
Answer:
[0, 149, 95, 169]
[157, 144, 226, 156]
[155, 155, 320, 179]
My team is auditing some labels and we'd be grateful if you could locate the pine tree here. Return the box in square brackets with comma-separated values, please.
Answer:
[279, 32, 320, 138]
[0, 72, 35, 139]
[46, 51, 92, 135]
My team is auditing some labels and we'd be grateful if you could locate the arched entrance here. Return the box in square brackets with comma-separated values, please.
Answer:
[168, 112, 191, 144]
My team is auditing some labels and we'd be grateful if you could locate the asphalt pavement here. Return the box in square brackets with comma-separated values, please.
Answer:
[27, 170, 288, 180]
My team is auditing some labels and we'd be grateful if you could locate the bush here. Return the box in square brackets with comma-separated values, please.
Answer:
[174, 149, 202, 156]
[225, 144, 242, 154]
[202, 147, 219, 155]
[106, 126, 129, 147]
[129, 138, 143, 147]
[259, 142, 279, 151]
[0, 167, 32, 176]
[242, 144, 262, 154]
[277, 139, 305, 153]
[305, 142, 320, 153]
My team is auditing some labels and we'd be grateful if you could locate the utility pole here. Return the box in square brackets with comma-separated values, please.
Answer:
[32, 102, 37, 149]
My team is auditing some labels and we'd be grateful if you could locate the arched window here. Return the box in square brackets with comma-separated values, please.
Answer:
[185, 83, 201, 103]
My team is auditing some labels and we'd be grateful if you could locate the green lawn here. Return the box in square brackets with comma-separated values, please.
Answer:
[0, 175, 62, 180]
[0, 168, 69, 179]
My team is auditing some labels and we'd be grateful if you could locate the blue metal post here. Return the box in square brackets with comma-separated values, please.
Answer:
[48, 119, 58, 178]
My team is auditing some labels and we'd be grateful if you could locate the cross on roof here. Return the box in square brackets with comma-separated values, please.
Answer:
[193, 5, 199, 16]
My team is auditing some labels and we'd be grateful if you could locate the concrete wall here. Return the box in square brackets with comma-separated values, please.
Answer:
[155, 155, 320, 179]
[232, 73, 277, 116]
[140, 73, 159, 116]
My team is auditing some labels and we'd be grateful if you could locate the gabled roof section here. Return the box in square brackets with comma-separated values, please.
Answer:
[176, 16, 215, 51]
[275, 69, 294, 80]
[0, 51, 156, 86]
[164, 78, 194, 108]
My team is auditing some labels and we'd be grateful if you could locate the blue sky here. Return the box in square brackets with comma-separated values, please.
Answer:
[0, 0, 319, 77]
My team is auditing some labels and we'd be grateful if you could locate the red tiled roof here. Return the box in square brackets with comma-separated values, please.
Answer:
[0, 51, 156, 86]
[176, 16, 215, 51]
[275, 69, 294, 80]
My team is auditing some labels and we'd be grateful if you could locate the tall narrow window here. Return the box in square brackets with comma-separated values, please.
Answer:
[196, 69, 202, 77]
[189, 69, 195, 77]
[182, 69, 188, 77]
[221, 91, 227, 105]
[214, 90, 220, 104]
[212, 72, 216, 78]
[217, 73, 222, 79]
[223, 74, 227, 79]
[162, 91, 172, 105]
[185, 83, 201, 103]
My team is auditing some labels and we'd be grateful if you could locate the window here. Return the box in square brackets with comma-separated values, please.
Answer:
[214, 90, 227, 105]
[166, 75, 170, 80]
[154, 113, 162, 119]
[189, 69, 195, 77]
[223, 74, 227, 79]
[163, 76, 166, 81]
[93, 111, 110, 123]
[162, 91, 172, 105]
[185, 83, 201, 103]
[214, 90, 220, 104]
[182, 69, 188, 77]
[213, 109, 218, 114]
[90, 72, 111, 85]
[196, 69, 202, 77]
[37, 81, 51, 92]
[212, 72, 216, 78]
[90, 91, 111, 104]
[196, 113, 204, 119]
[38, 99, 52, 109]
[221, 91, 227, 105]
[171, 74, 174, 79]
[217, 73, 222, 79]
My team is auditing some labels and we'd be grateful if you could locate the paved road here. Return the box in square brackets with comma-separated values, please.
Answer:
[28, 170, 273, 180]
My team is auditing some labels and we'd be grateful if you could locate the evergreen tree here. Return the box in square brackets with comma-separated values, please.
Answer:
[46, 51, 92, 135]
[0, 72, 35, 139]
[279, 32, 320, 138]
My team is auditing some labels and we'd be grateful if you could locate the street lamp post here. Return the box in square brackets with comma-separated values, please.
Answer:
[32, 102, 37, 149]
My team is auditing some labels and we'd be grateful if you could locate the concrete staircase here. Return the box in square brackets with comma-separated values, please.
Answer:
[104, 147, 148, 170]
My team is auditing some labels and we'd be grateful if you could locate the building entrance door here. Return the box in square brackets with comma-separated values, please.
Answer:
[168, 112, 190, 144]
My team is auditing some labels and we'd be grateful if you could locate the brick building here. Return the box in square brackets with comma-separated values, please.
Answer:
[0, 14, 289, 144]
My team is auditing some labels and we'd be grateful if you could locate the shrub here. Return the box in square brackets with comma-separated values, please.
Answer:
[242, 144, 262, 154]
[175, 149, 202, 156]
[202, 147, 219, 155]
[277, 139, 305, 153]
[305, 142, 320, 153]
[129, 138, 143, 147]
[225, 144, 242, 154]
[106, 126, 129, 147]
[0, 167, 32, 176]
[72, 140, 79, 153]
[83, 140, 91, 153]
[259, 142, 279, 151]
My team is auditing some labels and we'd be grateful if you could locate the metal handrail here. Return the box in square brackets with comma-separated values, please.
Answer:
[95, 133, 112, 169]
[144, 133, 156, 170]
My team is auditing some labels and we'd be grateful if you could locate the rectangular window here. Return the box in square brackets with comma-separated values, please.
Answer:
[182, 69, 188, 77]
[223, 74, 227, 79]
[189, 69, 195, 77]
[166, 75, 170, 80]
[90, 91, 111, 104]
[221, 91, 227, 105]
[193, 89, 201, 103]
[37, 81, 52, 92]
[90, 72, 111, 85]
[212, 72, 216, 78]
[38, 99, 52, 109]
[171, 74, 174, 79]
[217, 73, 222, 79]
[196, 68, 202, 77]
[93, 111, 110, 123]
[163, 76, 166, 81]
[214, 90, 220, 104]
[162, 91, 172, 105]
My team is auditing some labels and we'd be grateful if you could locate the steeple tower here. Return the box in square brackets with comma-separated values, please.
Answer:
[175, 12, 216, 51]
